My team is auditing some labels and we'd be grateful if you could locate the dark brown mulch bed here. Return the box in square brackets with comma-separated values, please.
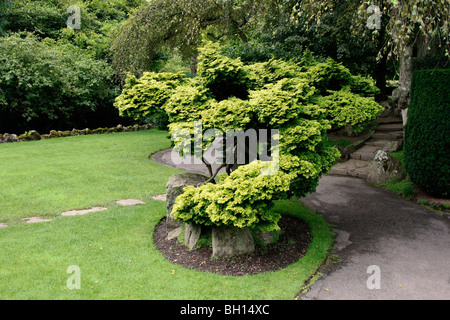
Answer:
[153, 215, 311, 276]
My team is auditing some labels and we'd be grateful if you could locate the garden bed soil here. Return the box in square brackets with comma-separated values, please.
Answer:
[153, 215, 311, 276]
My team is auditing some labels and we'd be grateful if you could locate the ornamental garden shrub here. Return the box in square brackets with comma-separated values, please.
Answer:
[116, 40, 383, 234]
[405, 69, 450, 198]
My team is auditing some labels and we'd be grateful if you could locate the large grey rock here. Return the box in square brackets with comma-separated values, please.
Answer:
[3, 133, 19, 143]
[28, 130, 41, 140]
[185, 223, 202, 250]
[212, 226, 255, 258]
[167, 227, 182, 241]
[19, 130, 41, 141]
[366, 150, 403, 185]
[165, 173, 209, 234]
[383, 140, 403, 153]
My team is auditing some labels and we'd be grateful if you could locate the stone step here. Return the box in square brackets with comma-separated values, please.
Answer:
[350, 145, 379, 161]
[351, 153, 375, 161]
[372, 131, 404, 140]
[376, 117, 403, 125]
[329, 159, 370, 179]
[376, 123, 404, 132]
[365, 139, 393, 147]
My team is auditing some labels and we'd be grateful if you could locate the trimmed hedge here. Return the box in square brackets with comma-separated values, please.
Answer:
[404, 69, 450, 198]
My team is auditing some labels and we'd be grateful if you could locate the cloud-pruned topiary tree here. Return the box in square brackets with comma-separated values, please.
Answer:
[116, 40, 383, 233]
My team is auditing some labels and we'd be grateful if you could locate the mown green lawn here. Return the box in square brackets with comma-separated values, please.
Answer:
[0, 130, 333, 300]
[0, 130, 181, 226]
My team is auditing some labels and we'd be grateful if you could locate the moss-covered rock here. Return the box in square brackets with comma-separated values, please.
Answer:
[58, 131, 71, 137]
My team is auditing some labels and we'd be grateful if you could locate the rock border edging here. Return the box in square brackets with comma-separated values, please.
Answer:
[0, 124, 153, 144]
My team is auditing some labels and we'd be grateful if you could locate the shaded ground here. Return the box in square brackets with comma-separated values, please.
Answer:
[154, 215, 311, 276]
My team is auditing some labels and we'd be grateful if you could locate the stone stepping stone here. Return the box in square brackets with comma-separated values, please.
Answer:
[61, 207, 107, 216]
[23, 217, 53, 224]
[152, 194, 167, 201]
[116, 199, 145, 206]
[0, 223, 7, 229]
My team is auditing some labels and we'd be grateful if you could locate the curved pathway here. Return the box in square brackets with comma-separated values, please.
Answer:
[153, 148, 450, 300]
[301, 175, 450, 300]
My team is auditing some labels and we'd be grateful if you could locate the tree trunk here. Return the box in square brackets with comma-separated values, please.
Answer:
[375, 17, 388, 102]
[236, 28, 248, 43]
[375, 52, 388, 101]
[397, 42, 414, 126]
[190, 52, 199, 75]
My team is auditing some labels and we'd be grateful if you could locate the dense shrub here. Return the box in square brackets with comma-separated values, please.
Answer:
[405, 69, 450, 198]
[0, 33, 118, 133]
[0, 0, 66, 39]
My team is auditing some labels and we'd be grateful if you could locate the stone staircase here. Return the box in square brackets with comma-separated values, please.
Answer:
[329, 117, 404, 180]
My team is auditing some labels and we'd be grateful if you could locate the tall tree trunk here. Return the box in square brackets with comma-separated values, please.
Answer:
[375, 16, 388, 102]
[236, 28, 249, 43]
[397, 42, 414, 126]
[190, 51, 199, 75]
[375, 52, 388, 101]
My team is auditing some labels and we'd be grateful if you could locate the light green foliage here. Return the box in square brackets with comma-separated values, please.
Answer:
[201, 97, 253, 130]
[198, 41, 250, 101]
[172, 161, 295, 232]
[317, 89, 383, 133]
[164, 80, 213, 123]
[249, 81, 301, 126]
[117, 40, 382, 232]
[349, 75, 381, 96]
[306, 59, 353, 94]
[114, 72, 184, 121]
[244, 58, 307, 90]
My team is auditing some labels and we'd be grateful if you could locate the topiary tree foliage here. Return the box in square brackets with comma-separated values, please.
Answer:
[116, 40, 383, 233]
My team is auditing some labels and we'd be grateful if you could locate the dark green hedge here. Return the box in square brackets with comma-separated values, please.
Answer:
[405, 69, 450, 198]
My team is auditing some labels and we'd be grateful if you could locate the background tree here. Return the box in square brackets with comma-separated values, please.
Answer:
[0, 33, 117, 133]
[291, 0, 449, 125]
[111, 0, 265, 77]
[240, 0, 389, 99]
[0, 0, 147, 133]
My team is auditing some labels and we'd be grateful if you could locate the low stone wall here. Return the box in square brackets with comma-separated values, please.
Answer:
[0, 124, 153, 144]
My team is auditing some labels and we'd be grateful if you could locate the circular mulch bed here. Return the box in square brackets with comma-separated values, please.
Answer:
[153, 215, 312, 276]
